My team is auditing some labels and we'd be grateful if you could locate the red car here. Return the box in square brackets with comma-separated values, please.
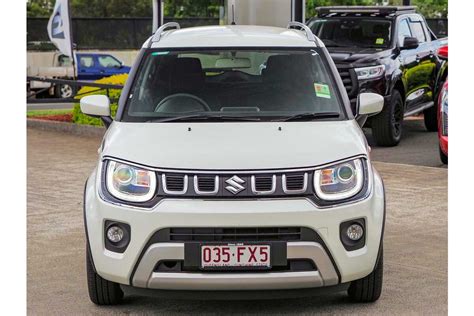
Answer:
[437, 45, 448, 164]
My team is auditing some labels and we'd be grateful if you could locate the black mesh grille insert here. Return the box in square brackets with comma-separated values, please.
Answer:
[168, 227, 303, 242]
[285, 174, 305, 191]
[165, 174, 185, 191]
[197, 176, 216, 192]
[254, 176, 273, 192]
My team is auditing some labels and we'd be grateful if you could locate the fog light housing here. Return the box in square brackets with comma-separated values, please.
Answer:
[346, 224, 364, 241]
[104, 221, 131, 253]
[107, 226, 124, 243]
[340, 219, 366, 251]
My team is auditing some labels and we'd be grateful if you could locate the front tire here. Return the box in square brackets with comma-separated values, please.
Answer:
[86, 246, 123, 305]
[371, 90, 404, 147]
[55, 83, 76, 99]
[348, 246, 383, 303]
[423, 105, 438, 132]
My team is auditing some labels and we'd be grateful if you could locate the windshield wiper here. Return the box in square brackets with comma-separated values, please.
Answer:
[148, 114, 261, 123]
[272, 112, 340, 122]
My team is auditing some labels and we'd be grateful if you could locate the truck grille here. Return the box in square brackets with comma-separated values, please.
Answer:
[336, 66, 358, 98]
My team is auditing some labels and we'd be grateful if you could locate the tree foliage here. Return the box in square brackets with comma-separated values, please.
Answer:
[27, 0, 447, 18]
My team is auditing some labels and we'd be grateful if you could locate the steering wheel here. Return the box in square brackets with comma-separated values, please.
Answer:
[155, 93, 211, 112]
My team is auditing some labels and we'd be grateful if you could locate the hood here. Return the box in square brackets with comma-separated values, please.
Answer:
[326, 46, 391, 65]
[101, 121, 368, 170]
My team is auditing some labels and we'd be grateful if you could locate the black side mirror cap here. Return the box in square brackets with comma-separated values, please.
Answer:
[401, 37, 419, 50]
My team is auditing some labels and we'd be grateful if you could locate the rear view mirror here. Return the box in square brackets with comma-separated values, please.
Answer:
[401, 37, 419, 50]
[80, 95, 113, 128]
[215, 58, 251, 69]
[358, 93, 384, 116]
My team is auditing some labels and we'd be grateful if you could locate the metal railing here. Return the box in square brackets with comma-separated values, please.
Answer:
[27, 76, 123, 103]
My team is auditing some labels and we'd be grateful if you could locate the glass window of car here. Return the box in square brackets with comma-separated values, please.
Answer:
[58, 54, 72, 67]
[409, 20, 426, 43]
[309, 18, 391, 48]
[79, 56, 94, 68]
[398, 19, 412, 46]
[98, 55, 121, 68]
[123, 48, 345, 122]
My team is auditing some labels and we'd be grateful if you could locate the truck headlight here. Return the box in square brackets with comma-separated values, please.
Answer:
[314, 159, 364, 201]
[105, 160, 157, 202]
[355, 65, 385, 80]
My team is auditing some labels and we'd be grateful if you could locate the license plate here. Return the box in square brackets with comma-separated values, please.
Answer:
[201, 244, 271, 268]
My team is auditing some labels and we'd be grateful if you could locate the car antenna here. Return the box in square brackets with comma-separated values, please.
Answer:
[231, 1, 236, 25]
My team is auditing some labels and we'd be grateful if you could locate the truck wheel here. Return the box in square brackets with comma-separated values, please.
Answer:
[55, 83, 76, 99]
[439, 146, 448, 164]
[348, 245, 383, 303]
[423, 105, 438, 132]
[86, 245, 123, 305]
[371, 90, 404, 147]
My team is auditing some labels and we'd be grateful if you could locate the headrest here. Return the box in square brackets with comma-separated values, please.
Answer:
[170, 57, 205, 92]
[263, 54, 311, 83]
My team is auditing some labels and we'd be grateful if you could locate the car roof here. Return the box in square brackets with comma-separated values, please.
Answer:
[145, 25, 319, 49]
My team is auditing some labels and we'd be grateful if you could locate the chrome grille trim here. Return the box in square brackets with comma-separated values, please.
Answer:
[282, 173, 308, 194]
[193, 175, 219, 195]
[162, 174, 189, 195]
[251, 175, 277, 195]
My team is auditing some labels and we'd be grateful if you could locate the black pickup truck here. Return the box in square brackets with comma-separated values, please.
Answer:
[307, 6, 448, 146]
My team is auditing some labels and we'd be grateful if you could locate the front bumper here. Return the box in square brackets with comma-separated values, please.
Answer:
[84, 166, 385, 290]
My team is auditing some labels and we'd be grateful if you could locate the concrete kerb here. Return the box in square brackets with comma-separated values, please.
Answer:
[27, 118, 105, 138]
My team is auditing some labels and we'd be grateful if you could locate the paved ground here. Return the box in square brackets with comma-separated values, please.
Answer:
[27, 127, 447, 315]
[365, 116, 446, 168]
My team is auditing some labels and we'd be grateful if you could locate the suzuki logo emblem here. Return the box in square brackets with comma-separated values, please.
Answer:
[225, 175, 245, 194]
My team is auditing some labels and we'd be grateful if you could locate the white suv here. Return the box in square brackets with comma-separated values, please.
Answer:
[81, 22, 386, 305]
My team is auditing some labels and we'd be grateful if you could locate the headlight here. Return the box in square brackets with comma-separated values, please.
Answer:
[314, 159, 364, 201]
[105, 161, 157, 202]
[354, 65, 385, 80]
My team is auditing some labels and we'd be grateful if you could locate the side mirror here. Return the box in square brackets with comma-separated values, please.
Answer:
[80, 95, 113, 128]
[358, 93, 384, 116]
[401, 37, 419, 50]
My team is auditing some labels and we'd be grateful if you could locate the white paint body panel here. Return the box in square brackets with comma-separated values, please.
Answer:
[102, 120, 367, 170]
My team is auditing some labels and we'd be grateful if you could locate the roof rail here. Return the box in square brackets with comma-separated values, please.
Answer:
[149, 22, 181, 47]
[287, 21, 319, 45]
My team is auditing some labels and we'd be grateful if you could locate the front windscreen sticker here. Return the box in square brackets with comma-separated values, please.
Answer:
[314, 83, 331, 99]
[375, 38, 384, 45]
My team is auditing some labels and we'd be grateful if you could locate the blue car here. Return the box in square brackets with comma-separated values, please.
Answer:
[76, 53, 131, 81]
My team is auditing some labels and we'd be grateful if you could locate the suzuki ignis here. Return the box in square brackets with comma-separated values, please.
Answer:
[81, 22, 386, 305]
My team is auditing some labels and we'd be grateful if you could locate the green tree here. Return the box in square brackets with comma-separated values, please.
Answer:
[27, 0, 53, 17]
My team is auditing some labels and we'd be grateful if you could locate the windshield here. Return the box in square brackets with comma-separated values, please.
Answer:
[309, 18, 392, 48]
[123, 48, 345, 122]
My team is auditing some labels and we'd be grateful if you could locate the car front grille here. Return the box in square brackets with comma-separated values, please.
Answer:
[156, 171, 311, 197]
[156, 227, 317, 242]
